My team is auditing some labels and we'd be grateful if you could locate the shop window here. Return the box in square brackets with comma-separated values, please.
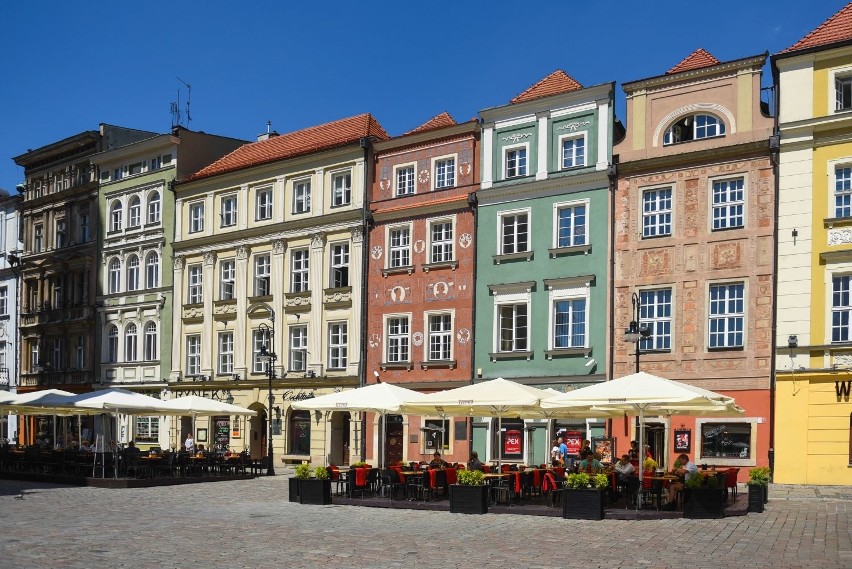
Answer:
[423, 418, 450, 453]
[492, 418, 525, 461]
[699, 422, 751, 459]
[289, 410, 311, 455]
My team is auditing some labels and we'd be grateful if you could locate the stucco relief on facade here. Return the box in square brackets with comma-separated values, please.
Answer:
[711, 242, 741, 270]
[388, 285, 410, 304]
[413, 240, 426, 254]
[828, 228, 852, 245]
[459, 233, 473, 248]
[236, 246, 249, 260]
[368, 334, 381, 349]
[371, 245, 383, 260]
[173, 256, 184, 270]
[683, 244, 698, 272]
[272, 239, 286, 254]
[426, 280, 454, 301]
[639, 249, 673, 276]
[456, 328, 471, 344]
[412, 332, 424, 347]
[213, 303, 238, 315]
[203, 251, 216, 265]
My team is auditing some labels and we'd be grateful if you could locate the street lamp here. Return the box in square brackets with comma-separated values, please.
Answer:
[258, 322, 276, 476]
[624, 292, 651, 373]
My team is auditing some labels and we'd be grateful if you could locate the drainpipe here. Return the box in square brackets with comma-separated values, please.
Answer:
[469, 124, 482, 458]
[359, 135, 374, 462]
[768, 60, 781, 482]
[606, 161, 618, 438]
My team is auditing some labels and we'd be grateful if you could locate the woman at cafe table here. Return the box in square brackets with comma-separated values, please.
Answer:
[663, 453, 699, 510]
[429, 451, 447, 469]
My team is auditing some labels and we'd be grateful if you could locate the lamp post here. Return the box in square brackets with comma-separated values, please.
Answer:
[258, 323, 276, 476]
[623, 292, 651, 373]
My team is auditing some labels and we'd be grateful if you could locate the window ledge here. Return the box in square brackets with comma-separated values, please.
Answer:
[711, 225, 745, 233]
[489, 351, 533, 362]
[284, 291, 311, 299]
[248, 294, 273, 302]
[382, 265, 414, 277]
[493, 251, 533, 264]
[707, 346, 744, 352]
[824, 216, 852, 228]
[422, 261, 458, 272]
[548, 244, 591, 258]
[544, 348, 590, 360]
[421, 360, 457, 370]
[641, 233, 672, 240]
[323, 287, 352, 307]
[380, 362, 413, 371]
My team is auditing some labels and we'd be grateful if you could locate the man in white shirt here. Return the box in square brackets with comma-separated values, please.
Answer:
[184, 433, 195, 454]
[614, 454, 636, 480]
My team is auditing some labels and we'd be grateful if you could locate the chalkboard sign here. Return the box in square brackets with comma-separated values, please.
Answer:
[213, 416, 230, 450]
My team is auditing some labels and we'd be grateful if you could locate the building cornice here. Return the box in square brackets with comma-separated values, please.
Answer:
[480, 82, 613, 125]
[622, 53, 767, 94]
[616, 140, 772, 176]
[476, 169, 608, 206]
[373, 122, 479, 153]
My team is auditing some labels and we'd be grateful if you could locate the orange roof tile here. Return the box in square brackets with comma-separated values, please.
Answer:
[666, 49, 721, 74]
[781, 2, 852, 53]
[188, 113, 388, 181]
[510, 70, 583, 104]
[405, 112, 457, 135]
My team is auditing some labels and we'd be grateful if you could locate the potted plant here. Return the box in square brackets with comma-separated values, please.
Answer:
[682, 471, 726, 519]
[299, 465, 332, 505]
[562, 472, 608, 520]
[449, 468, 488, 514]
[747, 466, 770, 512]
[290, 463, 311, 502]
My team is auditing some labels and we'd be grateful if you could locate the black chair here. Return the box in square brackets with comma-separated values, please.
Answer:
[638, 477, 664, 510]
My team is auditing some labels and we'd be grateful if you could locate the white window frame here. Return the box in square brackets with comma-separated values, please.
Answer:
[425, 311, 453, 361]
[144, 322, 157, 361]
[76, 335, 86, 369]
[252, 328, 271, 374]
[125, 323, 138, 362]
[290, 248, 309, 293]
[547, 285, 589, 350]
[253, 254, 271, 297]
[552, 199, 588, 248]
[710, 176, 746, 230]
[0, 286, 7, 316]
[832, 274, 852, 343]
[387, 224, 412, 268]
[289, 325, 308, 372]
[432, 154, 457, 190]
[707, 281, 746, 350]
[331, 170, 352, 207]
[126, 255, 140, 292]
[638, 287, 673, 352]
[830, 66, 852, 114]
[327, 322, 348, 370]
[558, 133, 587, 170]
[128, 196, 141, 228]
[147, 191, 161, 224]
[219, 259, 235, 300]
[187, 264, 203, 304]
[503, 143, 529, 179]
[106, 325, 119, 363]
[189, 202, 205, 233]
[493, 291, 531, 353]
[385, 314, 411, 363]
[255, 185, 273, 220]
[641, 185, 673, 238]
[186, 335, 201, 376]
[394, 163, 416, 197]
[33, 224, 43, 253]
[220, 194, 238, 227]
[108, 258, 121, 294]
[110, 201, 123, 232]
[428, 218, 455, 264]
[695, 417, 759, 467]
[834, 161, 852, 219]
[330, 242, 350, 288]
[498, 208, 530, 255]
[292, 177, 311, 214]
[218, 332, 234, 374]
[145, 251, 159, 289]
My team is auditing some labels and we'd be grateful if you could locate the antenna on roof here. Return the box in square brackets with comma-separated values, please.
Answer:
[177, 77, 192, 127]
[267, 120, 272, 134]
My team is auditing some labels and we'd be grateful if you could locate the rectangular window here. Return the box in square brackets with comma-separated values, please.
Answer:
[135, 416, 159, 443]
[833, 275, 852, 342]
[80, 212, 90, 242]
[708, 283, 744, 349]
[293, 179, 311, 214]
[642, 188, 672, 238]
[219, 259, 235, 300]
[386, 317, 410, 363]
[500, 212, 528, 254]
[56, 219, 67, 248]
[218, 332, 234, 374]
[252, 329, 271, 373]
[553, 299, 586, 348]
[499, 303, 528, 351]
[328, 322, 348, 369]
[561, 137, 586, 169]
[0, 286, 7, 315]
[52, 337, 62, 369]
[254, 255, 270, 297]
[428, 314, 452, 361]
[639, 288, 672, 351]
[395, 166, 415, 196]
[332, 172, 351, 207]
[505, 147, 527, 178]
[221, 195, 237, 227]
[556, 204, 586, 248]
[189, 202, 204, 233]
[837, 76, 852, 111]
[162, 154, 173, 165]
[700, 422, 752, 459]
[389, 227, 411, 268]
[430, 221, 453, 263]
[836, 167, 852, 218]
[76, 335, 85, 369]
[186, 335, 201, 376]
[289, 326, 307, 372]
[712, 178, 744, 230]
[291, 249, 309, 292]
[128, 162, 144, 176]
[435, 158, 455, 189]
[34, 225, 43, 253]
[256, 187, 273, 220]
[330, 243, 349, 288]
[187, 265, 203, 304]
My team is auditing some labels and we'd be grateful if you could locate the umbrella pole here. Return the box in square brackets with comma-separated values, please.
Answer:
[498, 416, 502, 472]
[637, 406, 645, 511]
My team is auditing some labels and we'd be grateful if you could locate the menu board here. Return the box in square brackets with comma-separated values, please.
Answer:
[213, 416, 230, 450]
[592, 436, 614, 464]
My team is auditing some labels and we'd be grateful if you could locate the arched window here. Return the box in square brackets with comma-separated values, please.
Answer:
[664, 113, 726, 145]
[126, 255, 139, 292]
[146, 252, 159, 289]
[108, 258, 121, 294]
[106, 325, 119, 363]
[148, 191, 161, 224]
[125, 323, 138, 362]
[144, 322, 158, 361]
[110, 201, 123, 232]
[128, 196, 141, 228]
[289, 410, 311, 455]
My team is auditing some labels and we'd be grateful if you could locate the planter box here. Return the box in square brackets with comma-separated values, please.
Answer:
[747, 484, 765, 513]
[299, 479, 332, 505]
[289, 477, 301, 502]
[563, 488, 604, 520]
[763, 485, 768, 504]
[449, 484, 489, 515]
[683, 488, 726, 519]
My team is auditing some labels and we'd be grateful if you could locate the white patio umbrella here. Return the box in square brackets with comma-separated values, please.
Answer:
[541, 371, 739, 510]
[0, 389, 78, 447]
[157, 395, 256, 416]
[293, 382, 427, 468]
[398, 378, 552, 470]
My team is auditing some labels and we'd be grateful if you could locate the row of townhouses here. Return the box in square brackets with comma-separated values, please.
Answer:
[4, 4, 852, 485]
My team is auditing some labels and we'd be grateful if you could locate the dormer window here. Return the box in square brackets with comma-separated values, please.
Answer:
[664, 114, 725, 145]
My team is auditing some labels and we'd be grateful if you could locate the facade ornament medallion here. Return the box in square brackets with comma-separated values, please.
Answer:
[371, 245, 383, 260]
[379, 178, 391, 191]
[456, 328, 471, 344]
[311, 233, 327, 249]
[173, 256, 184, 270]
[412, 332, 424, 347]
[418, 169, 430, 184]
[459, 233, 473, 248]
[459, 162, 471, 176]
[368, 333, 381, 349]
[203, 251, 217, 266]
[236, 246, 249, 260]
[273, 239, 286, 255]
[351, 226, 364, 243]
[413, 240, 425, 254]
[389, 285, 407, 303]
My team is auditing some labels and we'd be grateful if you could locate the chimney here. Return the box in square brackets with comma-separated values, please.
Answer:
[257, 120, 278, 142]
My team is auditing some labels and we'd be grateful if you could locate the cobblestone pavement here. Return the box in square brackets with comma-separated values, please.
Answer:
[0, 477, 850, 569]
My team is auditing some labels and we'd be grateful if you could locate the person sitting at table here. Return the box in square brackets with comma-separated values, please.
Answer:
[125, 440, 141, 456]
[467, 451, 483, 472]
[429, 451, 447, 468]
[613, 454, 635, 481]
[578, 450, 603, 473]
[663, 453, 699, 510]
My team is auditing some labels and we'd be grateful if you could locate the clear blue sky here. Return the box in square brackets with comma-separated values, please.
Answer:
[0, 0, 846, 191]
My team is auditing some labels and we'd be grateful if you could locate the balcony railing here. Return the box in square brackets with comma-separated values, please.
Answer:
[20, 304, 92, 327]
[20, 370, 91, 388]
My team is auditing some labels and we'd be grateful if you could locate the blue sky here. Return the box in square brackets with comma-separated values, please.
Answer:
[0, 0, 846, 190]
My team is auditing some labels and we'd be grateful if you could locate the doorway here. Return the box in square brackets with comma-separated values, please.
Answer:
[328, 411, 351, 466]
[249, 404, 266, 459]
[385, 414, 403, 465]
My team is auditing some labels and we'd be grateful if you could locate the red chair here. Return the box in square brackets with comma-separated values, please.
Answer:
[482, 465, 491, 473]
[724, 468, 740, 502]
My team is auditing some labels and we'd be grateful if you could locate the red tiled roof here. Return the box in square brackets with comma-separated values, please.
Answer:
[405, 112, 457, 135]
[666, 49, 721, 75]
[510, 70, 583, 104]
[781, 2, 852, 53]
[188, 113, 388, 181]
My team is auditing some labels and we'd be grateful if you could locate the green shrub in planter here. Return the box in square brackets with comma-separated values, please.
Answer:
[457, 469, 485, 486]
[313, 465, 329, 480]
[563, 472, 607, 520]
[747, 466, 770, 512]
[450, 469, 487, 514]
[294, 464, 312, 479]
